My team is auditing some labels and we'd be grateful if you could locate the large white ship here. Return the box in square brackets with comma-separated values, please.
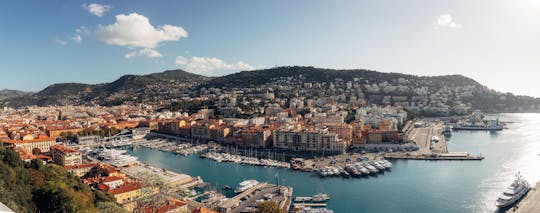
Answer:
[234, 180, 259, 194]
[95, 148, 138, 167]
[452, 119, 503, 131]
[496, 173, 530, 208]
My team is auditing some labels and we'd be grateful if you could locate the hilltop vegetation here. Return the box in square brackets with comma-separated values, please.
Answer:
[1, 66, 539, 113]
[200, 66, 481, 89]
[0, 146, 116, 212]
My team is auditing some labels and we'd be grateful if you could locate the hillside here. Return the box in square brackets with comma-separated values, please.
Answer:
[0, 89, 32, 100]
[2, 69, 208, 106]
[200, 66, 482, 89]
[1, 66, 539, 113]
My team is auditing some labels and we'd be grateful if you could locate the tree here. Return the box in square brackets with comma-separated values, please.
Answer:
[132, 171, 176, 213]
[96, 202, 128, 213]
[30, 158, 43, 170]
[32, 148, 41, 156]
[256, 201, 286, 213]
[3, 148, 22, 168]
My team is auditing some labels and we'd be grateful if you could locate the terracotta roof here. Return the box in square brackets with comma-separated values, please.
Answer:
[37, 154, 52, 160]
[64, 163, 97, 170]
[97, 183, 110, 191]
[3, 135, 54, 144]
[13, 147, 36, 160]
[50, 144, 78, 154]
[144, 199, 187, 213]
[98, 163, 117, 174]
[102, 176, 123, 183]
[192, 207, 217, 213]
[108, 183, 141, 195]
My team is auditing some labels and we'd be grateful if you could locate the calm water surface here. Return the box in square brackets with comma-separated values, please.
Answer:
[127, 113, 540, 213]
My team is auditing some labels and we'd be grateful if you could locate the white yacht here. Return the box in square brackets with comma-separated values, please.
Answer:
[312, 193, 331, 202]
[94, 148, 138, 166]
[234, 180, 259, 194]
[369, 161, 385, 170]
[496, 174, 530, 208]
[363, 163, 379, 173]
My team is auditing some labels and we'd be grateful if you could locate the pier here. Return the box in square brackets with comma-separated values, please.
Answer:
[217, 183, 293, 213]
[294, 203, 328, 207]
[507, 182, 540, 213]
[384, 154, 484, 161]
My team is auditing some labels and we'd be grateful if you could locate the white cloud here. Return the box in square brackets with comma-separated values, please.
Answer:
[95, 13, 187, 49]
[55, 39, 67, 46]
[95, 13, 187, 59]
[175, 56, 263, 76]
[83, 3, 112, 17]
[138, 48, 162, 58]
[175, 56, 188, 65]
[125, 48, 163, 59]
[436, 14, 462, 29]
[72, 34, 82, 43]
[124, 51, 137, 59]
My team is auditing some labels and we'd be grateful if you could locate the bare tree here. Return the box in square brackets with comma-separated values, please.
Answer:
[131, 171, 187, 213]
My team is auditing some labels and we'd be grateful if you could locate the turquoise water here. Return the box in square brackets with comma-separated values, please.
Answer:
[127, 113, 540, 213]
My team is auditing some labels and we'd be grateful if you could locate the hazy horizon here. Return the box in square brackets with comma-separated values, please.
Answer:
[1, 1, 539, 97]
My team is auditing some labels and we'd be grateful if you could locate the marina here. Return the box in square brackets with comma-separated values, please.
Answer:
[200, 152, 290, 168]
[126, 114, 540, 212]
[137, 138, 210, 156]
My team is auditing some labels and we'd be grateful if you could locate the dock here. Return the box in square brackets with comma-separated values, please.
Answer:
[217, 183, 293, 213]
[384, 153, 484, 161]
[294, 203, 328, 207]
[507, 182, 540, 213]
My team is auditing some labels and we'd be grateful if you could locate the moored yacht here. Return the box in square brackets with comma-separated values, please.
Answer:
[234, 180, 259, 194]
[496, 173, 530, 208]
[312, 193, 331, 202]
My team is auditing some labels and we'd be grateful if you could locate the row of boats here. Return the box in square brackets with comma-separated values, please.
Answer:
[138, 139, 209, 156]
[90, 147, 139, 167]
[318, 159, 392, 177]
[200, 152, 291, 168]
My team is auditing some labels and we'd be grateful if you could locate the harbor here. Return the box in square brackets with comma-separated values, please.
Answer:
[124, 114, 540, 212]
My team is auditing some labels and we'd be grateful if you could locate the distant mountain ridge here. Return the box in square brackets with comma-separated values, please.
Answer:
[0, 89, 33, 100]
[3, 69, 209, 106]
[1, 66, 539, 113]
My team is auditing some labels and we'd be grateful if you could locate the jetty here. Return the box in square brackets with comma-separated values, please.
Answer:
[294, 203, 328, 208]
[384, 152, 484, 161]
[507, 182, 540, 213]
[217, 183, 293, 213]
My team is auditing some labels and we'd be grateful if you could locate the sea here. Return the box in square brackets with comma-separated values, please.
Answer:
[126, 113, 540, 213]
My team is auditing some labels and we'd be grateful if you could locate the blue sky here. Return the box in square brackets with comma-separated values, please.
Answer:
[0, 1, 539, 97]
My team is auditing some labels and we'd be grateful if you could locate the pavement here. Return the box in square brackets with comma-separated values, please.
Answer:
[407, 122, 448, 154]
[507, 182, 540, 213]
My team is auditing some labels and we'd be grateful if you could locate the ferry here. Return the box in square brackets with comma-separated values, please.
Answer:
[452, 119, 503, 131]
[234, 180, 259, 194]
[496, 173, 530, 208]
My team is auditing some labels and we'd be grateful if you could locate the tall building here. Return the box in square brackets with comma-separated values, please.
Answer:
[51, 144, 82, 166]
[273, 127, 346, 154]
[3, 135, 56, 152]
